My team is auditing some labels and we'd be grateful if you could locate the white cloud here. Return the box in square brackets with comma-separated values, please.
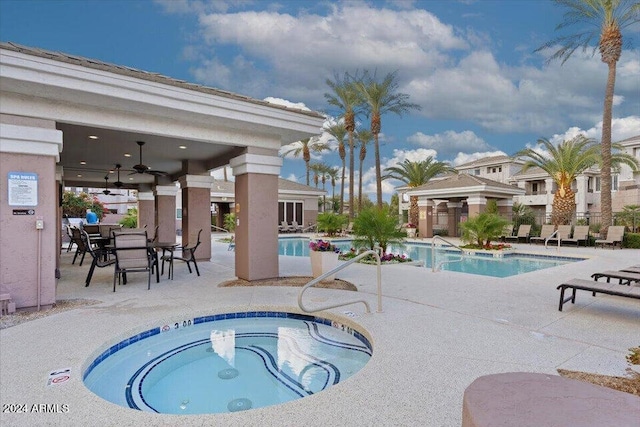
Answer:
[408, 130, 492, 157]
[283, 173, 298, 182]
[548, 115, 640, 145]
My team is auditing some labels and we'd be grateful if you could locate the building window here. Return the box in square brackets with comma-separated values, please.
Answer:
[176, 208, 182, 219]
[595, 177, 601, 192]
[532, 183, 539, 194]
[613, 174, 618, 191]
[278, 201, 304, 225]
[474, 169, 480, 175]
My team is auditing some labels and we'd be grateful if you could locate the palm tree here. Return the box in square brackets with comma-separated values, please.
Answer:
[383, 157, 455, 227]
[460, 213, 511, 248]
[515, 135, 638, 225]
[280, 136, 329, 186]
[325, 166, 340, 212]
[356, 128, 373, 213]
[355, 70, 421, 207]
[324, 123, 348, 214]
[325, 72, 362, 221]
[309, 162, 322, 188]
[536, 0, 640, 231]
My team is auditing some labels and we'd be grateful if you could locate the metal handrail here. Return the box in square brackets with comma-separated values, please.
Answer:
[298, 249, 382, 314]
[302, 223, 317, 232]
[544, 229, 561, 251]
[431, 235, 465, 272]
[211, 225, 229, 233]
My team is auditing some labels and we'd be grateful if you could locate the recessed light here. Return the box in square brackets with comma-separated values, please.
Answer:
[124, 153, 131, 157]
[77, 174, 82, 177]
[129, 177, 133, 180]
[80, 160, 86, 165]
[179, 145, 187, 149]
[88, 135, 98, 140]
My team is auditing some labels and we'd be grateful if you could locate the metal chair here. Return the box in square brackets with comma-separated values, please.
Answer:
[170, 229, 203, 276]
[82, 230, 116, 287]
[112, 231, 154, 291]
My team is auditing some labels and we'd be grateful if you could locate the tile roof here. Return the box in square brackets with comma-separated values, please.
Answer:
[1, 42, 324, 120]
[411, 173, 522, 192]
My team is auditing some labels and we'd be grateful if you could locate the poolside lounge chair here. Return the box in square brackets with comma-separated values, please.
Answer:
[594, 226, 625, 249]
[499, 225, 514, 242]
[530, 224, 555, 244]
[504, 224, 531, 243]
[556, 278, 640, 311]
[169, 228, 202, 276]
[621, 266, 640, 274]
[112, 231, 153, 292]
[547, 225, 571, 245]
[279, 221, 289, 233]
[291, 221, 303, 233]
[591, 270, 640, 285]
[561, 225, 590, 247]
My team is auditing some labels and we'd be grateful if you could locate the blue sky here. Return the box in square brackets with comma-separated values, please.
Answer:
[1, 0, 639, 201]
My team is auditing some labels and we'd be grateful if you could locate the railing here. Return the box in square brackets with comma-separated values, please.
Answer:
[302, 223, 317, 232]
[544, 230, 561, 251]
[298, 249, 382, 314]
[211, 225, 229, 233]
[431, 235, 465, 272]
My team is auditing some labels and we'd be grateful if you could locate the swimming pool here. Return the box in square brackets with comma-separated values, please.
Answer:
[83, 312, 371, 414]
[278, 238, 583, 278]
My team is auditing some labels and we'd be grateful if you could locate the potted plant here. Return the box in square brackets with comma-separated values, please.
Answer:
[309, 240, 340, 281]
[404, 223, 417, 238]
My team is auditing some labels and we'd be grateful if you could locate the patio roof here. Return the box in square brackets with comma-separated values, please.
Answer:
[407, 173, 525, 199]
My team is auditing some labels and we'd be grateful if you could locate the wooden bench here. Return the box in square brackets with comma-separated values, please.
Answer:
[557, 279, 640, 311]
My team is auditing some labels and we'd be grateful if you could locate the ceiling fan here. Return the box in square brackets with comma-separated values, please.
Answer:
[91, 175, 122, 197]
[113, 164, 124, 189]
[129, 140, 169, 176]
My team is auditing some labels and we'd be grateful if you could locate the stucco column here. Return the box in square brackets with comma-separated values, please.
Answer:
[466, 196, 487, 217]
[230, 153, 282, 281]
[497, 199, 513, 218]
[178, 175, 214, 261]
[545, 178, 554, 221]
[0, 118, 62, 310]
[575, 175, 588, 217]
[154, 185, 178, 244]
[137, 191, 155, 230]
[447, 202, 462, 237]
[418, 199, 433, 238]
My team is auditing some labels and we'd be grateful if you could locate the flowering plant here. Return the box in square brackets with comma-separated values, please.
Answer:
[309, 240, 340, 253]
[404, 223, 417, 229]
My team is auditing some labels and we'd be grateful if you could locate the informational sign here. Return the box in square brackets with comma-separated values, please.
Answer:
[13, 209, 35, 215]
[47, 368, 71, 387]
[8, 172, 38, 206]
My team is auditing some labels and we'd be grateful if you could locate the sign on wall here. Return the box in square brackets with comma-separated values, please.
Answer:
[7, 172, 38, 206]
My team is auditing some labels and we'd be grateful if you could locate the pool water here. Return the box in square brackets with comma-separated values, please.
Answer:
[83, 312, 371, 414]
[278, 238, 581, 278]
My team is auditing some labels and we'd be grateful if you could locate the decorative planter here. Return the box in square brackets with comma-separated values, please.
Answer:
[406, 228, 417, 238]
[310, 251, 339, 281]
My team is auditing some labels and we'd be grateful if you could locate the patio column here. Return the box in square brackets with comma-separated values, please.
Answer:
[418, 199, 433, 238]
[575, 175, 588, 217]
[154, 185, 178, 244]
[466, 196, 486, 217]
[137, 191, 155, 230]
[230, 153, 282, 281]
[545, 178, 554, 222]
[178, 175, 214, 261]
[447, 202, 462, 237]
[0, 117, 62, 310]
[497, 199, 513, 218]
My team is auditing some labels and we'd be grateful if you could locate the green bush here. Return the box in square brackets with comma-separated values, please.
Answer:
[622, 232, 640, 249]
[459, 213, 511, 247]
[352, 207, 405, 254]
[119, 208, 137, 228]
[224, 213, 236, 233]
[317, 212, 347, 237]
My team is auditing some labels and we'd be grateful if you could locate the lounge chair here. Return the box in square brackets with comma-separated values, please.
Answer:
[621, 266, 640, 274]
[547, 225, 571, 245]
[504, 224, 531, 243]
[278, 221, 289, 233]
[561, 225, 590, 247]
[556, 278, 640, 311]
[591, 270, 640, 285]
[112, 231, 153, 292]
[499, 225, 514, 242]
[594, 226, 625, 249]
[169, 229, 202, 276]
[530, 224, 555, 244]
[291, 221, 303, 233]
[83, 230, 116, 287]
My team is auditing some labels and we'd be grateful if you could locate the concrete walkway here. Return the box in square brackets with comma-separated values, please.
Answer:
[1, 236, 638, 426]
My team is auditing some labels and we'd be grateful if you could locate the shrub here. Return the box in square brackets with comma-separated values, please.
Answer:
[62, 191, 105, 220]
[119, 208, 137, 228]
[352, 207, 405, 254]
[316, 212, 347, 237]
[622, 232, 640, 249]
[224, 213, 236, 233]
[460, 213, 511, 247]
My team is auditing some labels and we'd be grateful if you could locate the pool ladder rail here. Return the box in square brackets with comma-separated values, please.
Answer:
[431, 235, 465, 272]
[544, 229, 561, 251]
[298, 249, 383, 314]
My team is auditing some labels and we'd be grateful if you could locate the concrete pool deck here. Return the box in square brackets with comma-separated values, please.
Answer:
[1, 236, 639, 426]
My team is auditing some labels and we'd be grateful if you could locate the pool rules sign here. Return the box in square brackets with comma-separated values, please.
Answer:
[8, 172, 38, 206]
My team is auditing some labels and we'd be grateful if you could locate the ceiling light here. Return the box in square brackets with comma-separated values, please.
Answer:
[80, 160, 86, 165]
[129, 177, 133, 180]
[124, 153, 131, 157]
[179, 145, 187, 149]
[88, 135, 98, 140]
[77, 174, 82, 177]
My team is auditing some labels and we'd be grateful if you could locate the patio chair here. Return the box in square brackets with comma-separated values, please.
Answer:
[594, 226, 625, 249]
[112, 231, 153, 292]
[530, 224, 555, 244]
[65, 225, 76, 252]
[83, 229, 116, 287]
[504, 224, 531, 243]
[170, 228, 202, 276]
[70, 227, 88, 266]
[291, 221, 303, 233]
[279, 221, 289, 233]
[561, 225, 590, 247]
[547, 225, 571, 245]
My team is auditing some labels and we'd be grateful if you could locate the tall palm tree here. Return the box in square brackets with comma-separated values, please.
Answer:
[325, 166, 340, 212]
[536, 0, 640, 231]
[280, 136, 329, 186]
[383, 157, 455, 227]
[355, 70, 421, 207]
[324, 123, 348, 214]
[356, 128, 373, 213]
[515, 135, 638, 225]
[325, 72, 362, 220]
